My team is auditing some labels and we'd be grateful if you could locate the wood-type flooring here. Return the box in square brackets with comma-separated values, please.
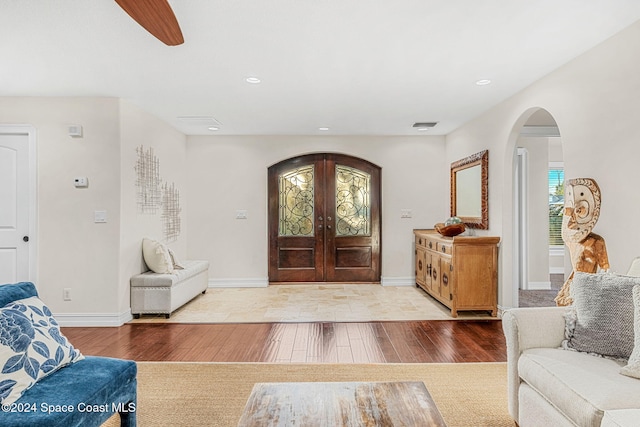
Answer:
[62, 320, 506, 363]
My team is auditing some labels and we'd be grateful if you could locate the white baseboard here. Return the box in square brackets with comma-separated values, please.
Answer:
[208, 278, 268, 288]
[524, 281, 552, 290]
[549, 267, 565, 274]
[381, 277, 415, 287]
[55, 310, 133, 327]
[208, 277, 414, 287]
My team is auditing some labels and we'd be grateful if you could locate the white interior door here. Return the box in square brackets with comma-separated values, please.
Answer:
[0, 129, 34, 284]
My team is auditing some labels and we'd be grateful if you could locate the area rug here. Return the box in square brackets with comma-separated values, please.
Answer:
[130, 284, 497, 323]
[102, 362, 513, 427]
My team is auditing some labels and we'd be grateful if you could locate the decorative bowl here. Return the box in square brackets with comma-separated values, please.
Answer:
[434, 222, 466, 237]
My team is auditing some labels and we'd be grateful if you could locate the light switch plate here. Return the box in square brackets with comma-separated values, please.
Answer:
[74, 177, 88, 187]
[94, 210, 107, 223]
[401, 209, 412, 218]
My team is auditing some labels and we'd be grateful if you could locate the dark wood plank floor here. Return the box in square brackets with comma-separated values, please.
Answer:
[61, 320, 506, 363]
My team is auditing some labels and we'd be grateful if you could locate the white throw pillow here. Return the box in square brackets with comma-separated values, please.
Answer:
[0, 296, 84, 405]
[168, 248, 185, 270]
[142, 238, 174, 274]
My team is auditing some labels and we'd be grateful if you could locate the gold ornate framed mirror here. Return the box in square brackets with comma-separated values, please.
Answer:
[450, 150, 488, 229]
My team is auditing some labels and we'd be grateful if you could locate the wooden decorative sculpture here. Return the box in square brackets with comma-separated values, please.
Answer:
[555, 178, 609, 306]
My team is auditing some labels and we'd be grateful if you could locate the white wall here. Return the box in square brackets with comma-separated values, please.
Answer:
[186, 135, 448, 285]
[0, 97, 187, 325]
[118, 100, 187, 315]
[446, 20, 640, 310]
[0, 97, 122, 318]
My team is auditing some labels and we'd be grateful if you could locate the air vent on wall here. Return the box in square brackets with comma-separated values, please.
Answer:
[177, 116, 222, 127]
[413, 122, 438, 129]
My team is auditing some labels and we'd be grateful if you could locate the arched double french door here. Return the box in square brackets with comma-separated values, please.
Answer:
[268, 153, 381, 283]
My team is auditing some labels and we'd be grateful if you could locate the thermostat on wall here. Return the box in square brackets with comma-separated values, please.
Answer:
[74, 177, 88, 188]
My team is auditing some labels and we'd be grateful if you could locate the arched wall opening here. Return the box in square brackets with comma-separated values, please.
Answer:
[502, 107, 564, 309]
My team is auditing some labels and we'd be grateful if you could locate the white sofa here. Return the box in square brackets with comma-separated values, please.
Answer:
[502, 306, 640, 427]
[130, 260, 209, 318]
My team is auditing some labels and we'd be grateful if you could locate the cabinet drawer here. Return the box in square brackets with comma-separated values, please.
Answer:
[438, 242, 452, 255]
[424, 237, 437, 251]
[415, 235, 428, 248]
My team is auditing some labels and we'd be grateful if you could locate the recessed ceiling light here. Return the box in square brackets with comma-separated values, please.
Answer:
[475, 79, 492, 86]
[416, 127, 430, 131]
[318, 127, 330, 131]
[207, 126, 219, 131]
[245, 77, 261, 84]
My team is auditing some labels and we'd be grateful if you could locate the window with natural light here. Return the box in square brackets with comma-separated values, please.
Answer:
[549, 165, 564, 247]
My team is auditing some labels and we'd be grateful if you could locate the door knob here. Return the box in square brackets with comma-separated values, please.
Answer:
[23, 236, 29, 242]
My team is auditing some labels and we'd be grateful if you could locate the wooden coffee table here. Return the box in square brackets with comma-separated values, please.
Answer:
[237, 381, 447, 426]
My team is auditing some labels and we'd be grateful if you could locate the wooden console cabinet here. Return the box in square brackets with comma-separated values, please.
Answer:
[414, 229, 500, 317]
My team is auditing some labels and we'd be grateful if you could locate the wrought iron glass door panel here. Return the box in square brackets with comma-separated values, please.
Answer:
[268, 153, 381, 283]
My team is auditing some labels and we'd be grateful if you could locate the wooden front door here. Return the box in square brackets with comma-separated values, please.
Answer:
[268, 153, 381, 283]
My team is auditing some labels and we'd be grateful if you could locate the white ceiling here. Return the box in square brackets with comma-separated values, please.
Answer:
[2, 1, 640, 136]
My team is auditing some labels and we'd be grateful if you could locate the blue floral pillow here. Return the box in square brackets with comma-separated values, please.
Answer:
[0, 296, 83, 405]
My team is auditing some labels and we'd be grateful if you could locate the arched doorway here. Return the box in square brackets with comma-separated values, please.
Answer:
[512, 109, 564, 307]
[268, 153, 381, 283]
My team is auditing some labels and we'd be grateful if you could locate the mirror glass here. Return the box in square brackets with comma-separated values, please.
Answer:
[450, 150, 488, 229]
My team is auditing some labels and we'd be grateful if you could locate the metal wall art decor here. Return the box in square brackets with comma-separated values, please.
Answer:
[161, 182, 181, 243]
[135, 145, 182, 242]
[134, 145, 161, 214]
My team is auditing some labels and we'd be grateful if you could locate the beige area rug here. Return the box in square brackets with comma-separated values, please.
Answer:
[103, 362, 513, 427]
[130, 284, 497, 323]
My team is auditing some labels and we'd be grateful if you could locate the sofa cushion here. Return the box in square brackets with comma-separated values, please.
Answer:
[519, 348, 640, 427]
[601, 409, 640, 427]
[0, 296, 84, 405]
[0, 356, 137, 427]
[130, 260, 210, 288]
[563, 272, 637, 359]
[620, 285, 640, 379]
[142, 237, 174, 274]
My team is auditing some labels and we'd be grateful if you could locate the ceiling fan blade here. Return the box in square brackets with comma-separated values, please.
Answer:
[115, 0, 184, 46]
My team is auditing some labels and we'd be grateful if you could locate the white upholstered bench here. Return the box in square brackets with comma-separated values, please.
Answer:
[130, 260, 209, 318]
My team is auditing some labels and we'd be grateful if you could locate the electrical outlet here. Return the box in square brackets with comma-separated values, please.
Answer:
[63, 288, 72, 301]
[236, 210, 248, 219]
[400, 209, 413, 218]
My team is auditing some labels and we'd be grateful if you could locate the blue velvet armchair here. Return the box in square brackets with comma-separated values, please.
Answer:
[0, 282, 137, 427]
